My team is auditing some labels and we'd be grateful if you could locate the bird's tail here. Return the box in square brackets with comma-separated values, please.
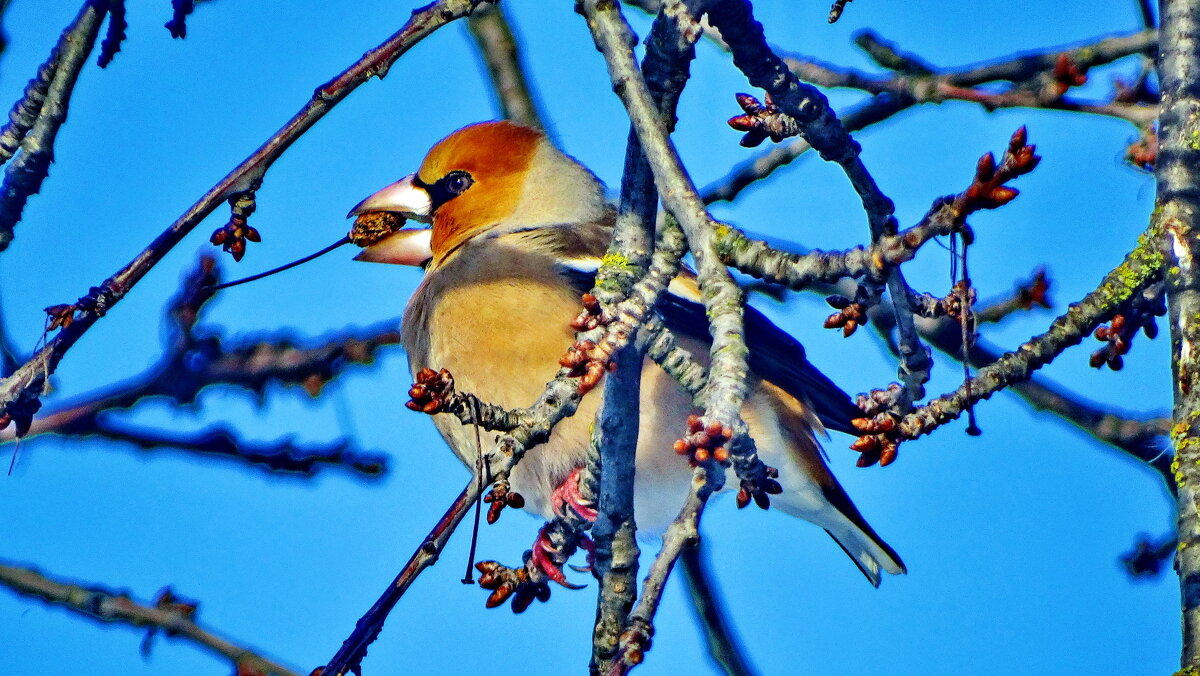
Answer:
[774, 489, 906, 587]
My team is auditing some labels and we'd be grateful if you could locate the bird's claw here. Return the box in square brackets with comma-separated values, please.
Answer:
[551, 467, 598, 522]
[531, 527, 586, 590]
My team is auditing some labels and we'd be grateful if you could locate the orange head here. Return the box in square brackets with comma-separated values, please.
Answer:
[348, 121, 608, 268]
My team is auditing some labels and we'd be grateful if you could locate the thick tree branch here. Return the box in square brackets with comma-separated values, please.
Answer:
[590, 3, 699, 672]
[0, 1, 105, 250]
[1156, 0, 1200, 667]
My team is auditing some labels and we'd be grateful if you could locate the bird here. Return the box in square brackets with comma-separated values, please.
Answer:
[347, 120, 905, 586]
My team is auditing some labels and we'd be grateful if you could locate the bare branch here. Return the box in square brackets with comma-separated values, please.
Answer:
[708, 0, 929, 407]
[466, 3, 546, 129]
[705, 29, 1155, 205]
[1156, 0, 1200, 666]
[590, 2, 699, 671]
[0, 1, 105, 250]
[680, 544, 758, 676]
[3, 256, 396, 478]
[851, 223, 1163, 454]
[0, 561, 300, 676]
[0, 0, 496, 435]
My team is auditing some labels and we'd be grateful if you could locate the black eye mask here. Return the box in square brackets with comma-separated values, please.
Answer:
[414, 170, 474, 211]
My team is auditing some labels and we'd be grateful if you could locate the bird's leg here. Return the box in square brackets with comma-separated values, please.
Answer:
[551, 466, 599, 521]
[475, 469, 597, 612]
[530, 524, 591, 589]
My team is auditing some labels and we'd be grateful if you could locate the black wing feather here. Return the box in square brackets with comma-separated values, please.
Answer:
[656, 287, 863, 435]
[556, 260, 861, 435]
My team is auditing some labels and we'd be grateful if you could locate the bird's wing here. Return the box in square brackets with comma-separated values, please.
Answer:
[553, 253, 862, 435]
[655, 272, 863, 435]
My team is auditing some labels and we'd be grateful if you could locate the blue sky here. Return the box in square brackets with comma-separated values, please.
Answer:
[0, 1, 1177, 674]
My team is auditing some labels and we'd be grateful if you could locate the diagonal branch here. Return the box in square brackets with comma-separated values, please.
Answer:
[0, 0, 496, 436]
[704, 29, 1155, 205]
[466, 3, 546, 130]
[854, 223, 1163, 452]
[0, 561, 300, 676]
[707, 0, 929, 407]
[0, 1, 105, 250]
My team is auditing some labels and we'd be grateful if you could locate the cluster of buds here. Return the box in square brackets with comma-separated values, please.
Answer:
[44, 303, 77, 330]
[349, 211, 404, 247]
[209, 192, 260, 262]
[850, 384, 907, 467]
[483, 480, 525, 524]
[570, 293, 614, 332]
[850, 414, 901, 467]
[961, 127, 1040, 213]
[673, 415, 732, 465]
[152, 587, 198, 620]
[824, 294, 867, 337]
[1049, 53, 1088, 97]
[1125, 128, 1157, 172]
[616, 620, 655, 669]
[937, 280, 977, 323]
[1014, 268, 1052, 311]
[475, 560, 550, 613]
[1090, 286, 1165, 370]
[559, 339, 617, 395]
[1090, 314, 1134, 370]
[406, 367, 455, 414]
[0, 390, 43, 438]
[727, 92, 799, 147]
[736, 465, 783, 509]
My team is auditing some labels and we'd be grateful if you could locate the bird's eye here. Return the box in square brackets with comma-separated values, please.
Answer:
[445, 171, 473, 196]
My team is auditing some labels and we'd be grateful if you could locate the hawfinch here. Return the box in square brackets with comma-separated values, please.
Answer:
[348, 121, 904, 586]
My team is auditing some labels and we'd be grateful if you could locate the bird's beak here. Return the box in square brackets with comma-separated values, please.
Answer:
[346, 173, 432, 223]
[353, 227, 433, 266]
[348, 173, 434, 267]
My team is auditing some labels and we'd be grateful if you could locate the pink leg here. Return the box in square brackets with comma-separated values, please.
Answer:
[550, 467, 598, 521]
[530, 468, 598, 587]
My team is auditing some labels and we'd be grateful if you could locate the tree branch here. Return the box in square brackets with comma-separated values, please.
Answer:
[1155, 0, 1200, 667]
[0, 1, 105, 250]
[707, 0, 930, 407]
[0, 0, 496, 435]
[466, 3, 546, 130]
[0, 561, 300, 676]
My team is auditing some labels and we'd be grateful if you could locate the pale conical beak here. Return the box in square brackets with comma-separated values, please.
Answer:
[347, 173, 433, 222]
[353, 228, 433, 266]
